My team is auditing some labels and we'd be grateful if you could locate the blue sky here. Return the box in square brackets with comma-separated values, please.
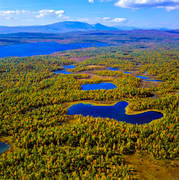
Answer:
[0, 0, 179, 29]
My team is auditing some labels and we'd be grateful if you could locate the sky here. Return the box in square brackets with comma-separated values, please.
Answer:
[0, 0, 179, 29]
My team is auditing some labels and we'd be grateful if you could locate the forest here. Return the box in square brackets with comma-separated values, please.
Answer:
[0, 45, 178, 179]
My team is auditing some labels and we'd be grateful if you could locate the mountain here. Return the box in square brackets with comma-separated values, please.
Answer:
[93, 23, 118, 31]
[0, 21, 118, 34]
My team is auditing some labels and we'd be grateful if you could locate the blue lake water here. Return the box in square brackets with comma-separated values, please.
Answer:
[67, 101, 163, 125]
[62, 65, 76, 69]
[81, 83, 117, 90]
[0, 142, 9, 154]
[124, 72, 131, 74]
[107, 67, 119, 71]
[146, 79, 162, 82]
[0, 42, 109, 58]
[136, 76, 161, 82]
[53, 69, 72, 74]
[107, 67, 131, 74]
[53, 64, 76, 74]
[136, 76, 151, 80]
[106, 68, 160, 82]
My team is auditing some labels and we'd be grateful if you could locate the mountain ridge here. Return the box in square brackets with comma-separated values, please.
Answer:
[0, 21, 119, 34]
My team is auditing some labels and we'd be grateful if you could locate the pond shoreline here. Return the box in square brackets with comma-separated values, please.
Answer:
[66, 100, 164, 125]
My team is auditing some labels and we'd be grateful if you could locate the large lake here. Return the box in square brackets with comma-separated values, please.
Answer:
[81, 83, 117, 90]
[0, 42, 109, 58]
[0, 142, 9, 154]
[67, 101, 163, 124]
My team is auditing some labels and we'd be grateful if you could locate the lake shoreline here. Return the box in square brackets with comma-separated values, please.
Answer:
[65, 100, 164, 125]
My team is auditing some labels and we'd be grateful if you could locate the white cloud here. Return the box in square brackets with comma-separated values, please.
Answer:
[114, 0, 179, 11]
[0, 9, 65, 19]
[95, 0, 179, 10]
[102, 17, 111, 20]
[0, 10, 29, 20]
[36, 10, 64, 18]
[0, 10, 27, 16]
[111, 17, 127, 23]
[0, 9, 66, 25]
[88, 0, 94, 3]
[165, 5, 179, 10]
[0, 9, 65, 26]
[96, 17, 127, 25]
[55, 10, 65, 17]
[0, 9, 126, 26]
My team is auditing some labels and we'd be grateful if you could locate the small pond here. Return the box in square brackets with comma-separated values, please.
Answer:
[62, 65, 76, 69]
[81, 83, 117, 90]
[136, 76, 161, 82]
[107, 68, 161, 82]
[53, 69, 71, 74]
[0, 142, 9, 154]
[124, 72, 131, 74]
[145, 79, 162, 82]
[107, 67, 119, 71]
[53, 64, 76, 74]
[136, 76, 151, 80]
[67, 101, 163, 124]
[107, 67, 131, 74]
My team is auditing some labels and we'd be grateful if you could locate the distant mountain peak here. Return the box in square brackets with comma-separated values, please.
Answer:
[94, 23, 118, 31]
[94, 23, 103, 26]
[0, 21, 118, 34]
